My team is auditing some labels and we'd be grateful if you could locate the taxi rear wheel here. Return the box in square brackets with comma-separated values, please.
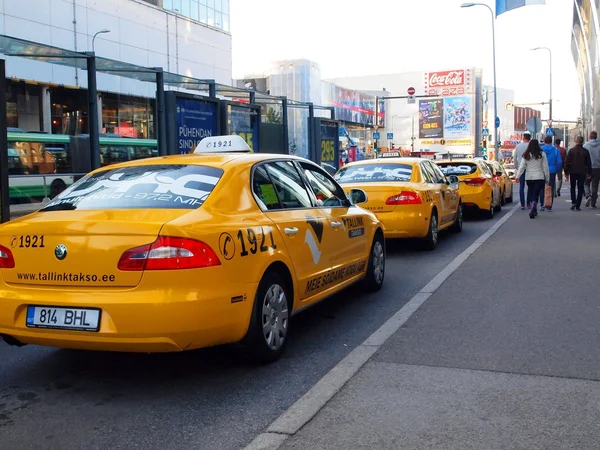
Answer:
[483, 202, 494, 219]
[244, 271, 290, 364]
[361, 232, 385, 292]
[423, 211, 439, 251]
[450, 203, 463, 233]
[500, 189, 506, 206]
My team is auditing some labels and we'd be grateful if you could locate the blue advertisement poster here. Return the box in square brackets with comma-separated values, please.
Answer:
[228, 105, 259, 152]
[176, 98, 218, 154]
[320, 120, 339, 168]
[443, 96, 472, 138]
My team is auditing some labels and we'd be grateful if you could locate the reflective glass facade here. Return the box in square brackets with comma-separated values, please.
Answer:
[162, 0, 230, 32]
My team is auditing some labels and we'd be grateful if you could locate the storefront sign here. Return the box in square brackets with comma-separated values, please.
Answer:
[228, 105, 259, 152]
[419, 99, 444, 139]
[321, 82, 385, 127]
[424, 69, 473, 97]
[175, 98, 218, 154]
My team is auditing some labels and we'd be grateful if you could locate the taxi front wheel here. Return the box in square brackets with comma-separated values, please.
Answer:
[361, 233, 385, 292]
[243, 271, 290, 364]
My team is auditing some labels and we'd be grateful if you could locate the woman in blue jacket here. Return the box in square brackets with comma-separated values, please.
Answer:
[538, 136, 562, 211]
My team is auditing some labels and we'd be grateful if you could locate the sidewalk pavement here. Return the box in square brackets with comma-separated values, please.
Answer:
[278, 188, 600, 450]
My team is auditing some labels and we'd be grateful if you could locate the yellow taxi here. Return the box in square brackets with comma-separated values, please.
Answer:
[435, 158, 502, 219]
[334, 157, 463, 250]
[489, 160, 514, 205]
[0, 136, 385, 363]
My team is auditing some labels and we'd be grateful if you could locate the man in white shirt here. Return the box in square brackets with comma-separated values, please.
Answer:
[513, 133, 531, 209]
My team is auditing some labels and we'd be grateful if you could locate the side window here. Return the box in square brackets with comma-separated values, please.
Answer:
[300, 163, 347, 207]
[252, 165, 281, 211]
[265, 161, 313, 209]
[420, 162, 435, 183]
[429, 162, 447, 184]
[478, 161, 491, 176]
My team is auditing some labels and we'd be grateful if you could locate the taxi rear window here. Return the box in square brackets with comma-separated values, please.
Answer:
[437, 163, 478, 176]
[335, 164, 413, 183]
[40, 164, 223, 211]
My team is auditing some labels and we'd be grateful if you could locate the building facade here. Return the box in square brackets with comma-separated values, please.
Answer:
[571, 0, 600, 135]
[3, 0, 232, 137]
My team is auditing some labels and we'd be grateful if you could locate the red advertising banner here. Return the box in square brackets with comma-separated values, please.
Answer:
[423, 69, 472, 97]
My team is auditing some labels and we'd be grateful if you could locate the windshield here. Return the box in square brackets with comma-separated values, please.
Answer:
[335, 164, 413, 183]
[437, 163, 478, 176]
[40, 164, 223, 211]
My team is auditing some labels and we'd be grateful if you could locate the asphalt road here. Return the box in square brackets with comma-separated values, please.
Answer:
[0, 207, 511, 450]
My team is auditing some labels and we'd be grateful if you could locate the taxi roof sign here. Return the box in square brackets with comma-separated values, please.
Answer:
[193, 135, 252, 154]
[381, 151, 402, 158]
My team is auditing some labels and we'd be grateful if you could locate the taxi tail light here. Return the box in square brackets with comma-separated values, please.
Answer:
[493, 175, 502, 181]
[0, 245, 15, 269]
[386, 191, 422, 205]
[118, 236, 221, 271]
[464, 177, 487, 186]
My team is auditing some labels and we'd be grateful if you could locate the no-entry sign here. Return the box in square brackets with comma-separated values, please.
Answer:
[407, 87, 416, 96]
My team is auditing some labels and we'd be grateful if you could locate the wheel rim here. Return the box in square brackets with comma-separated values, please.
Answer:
[431, 215, 438, 244]
[261, 284, 288, 351]
[372, 240, 385, 284]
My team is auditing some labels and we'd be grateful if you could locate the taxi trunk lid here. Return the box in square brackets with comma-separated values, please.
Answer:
[0, 209, 191, 288]
[343, 182, 410, 213]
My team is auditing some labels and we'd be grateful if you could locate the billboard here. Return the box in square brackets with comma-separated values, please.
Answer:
[419, 99, 444, 139]
[175, 97, 218, 154]
[443, 96, 472, 138]
[226, 104, 260, 152]
[321, 82, 384, 126]
[423, 69, 473, 97]
[320, 119, 339, 168]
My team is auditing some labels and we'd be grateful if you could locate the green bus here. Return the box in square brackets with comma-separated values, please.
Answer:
[8, 132, 158, 204]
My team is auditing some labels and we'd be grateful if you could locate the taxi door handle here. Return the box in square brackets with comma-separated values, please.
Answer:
[331, 221, 343, 228]
[284, 227, 299, 236]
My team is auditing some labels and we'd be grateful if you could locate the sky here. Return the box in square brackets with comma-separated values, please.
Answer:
[230, 0, 581, 122]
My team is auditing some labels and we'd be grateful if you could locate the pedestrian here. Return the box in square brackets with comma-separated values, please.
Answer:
[583, 131, 600, 208]
[565, 135, 592, 211]
[554, 138, 567, 196]
[515, 139, 549, 219]
[537, 136, 562, 211]
[512, 133, 530, 210]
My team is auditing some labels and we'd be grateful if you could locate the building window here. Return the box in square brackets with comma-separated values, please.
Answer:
[101, 93, 155, 139]
[50, 87, 88, 135]
[164, 0, 229, 30]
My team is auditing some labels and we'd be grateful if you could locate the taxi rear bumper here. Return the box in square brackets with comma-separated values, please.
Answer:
[0, 280, 257, 353]
[376, 209, 430, 239]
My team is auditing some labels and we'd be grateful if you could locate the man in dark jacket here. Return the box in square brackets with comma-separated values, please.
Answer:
[565, 136, 592, 211]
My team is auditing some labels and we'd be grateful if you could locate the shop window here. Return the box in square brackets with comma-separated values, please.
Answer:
[101, 93, 154, 139]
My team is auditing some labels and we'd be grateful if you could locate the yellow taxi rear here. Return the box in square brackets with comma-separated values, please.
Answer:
[436, 159, 499, 217]
[0, 164, 257, 353]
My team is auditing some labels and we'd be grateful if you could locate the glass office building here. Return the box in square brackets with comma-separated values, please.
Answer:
[161, 0, 230, 32]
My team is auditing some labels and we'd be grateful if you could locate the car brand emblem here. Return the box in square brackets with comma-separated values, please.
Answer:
[54, 244, 67, 261]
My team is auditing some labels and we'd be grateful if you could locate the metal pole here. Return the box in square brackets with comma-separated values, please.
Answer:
[375, 97, 379, 151]
[155, 69, 167, 156]
[281, 97, 289, 153]
[208, 82, 216, 98]
[490, 7, 499, 161]
[86, 52, 100, 170]
[0, 60, 9, 223]
[308, 102, 315, 162]
[411, 114, 415, 153]
[249, 91, 256, 104]
[329, 106, 335, 121]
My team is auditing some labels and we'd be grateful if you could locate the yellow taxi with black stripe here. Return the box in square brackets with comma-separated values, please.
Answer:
[334, 157, 462, 250]
[0, 136, 385, 363]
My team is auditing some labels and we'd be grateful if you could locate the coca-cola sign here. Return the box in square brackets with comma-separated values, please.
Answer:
[427, 70, 465, 87]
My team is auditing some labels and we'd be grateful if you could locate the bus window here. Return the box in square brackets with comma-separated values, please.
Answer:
[130, 146, 156, 160]
[10, 141, 56, 175]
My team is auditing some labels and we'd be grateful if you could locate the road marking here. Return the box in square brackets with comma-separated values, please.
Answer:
[244, 203, 521, 450]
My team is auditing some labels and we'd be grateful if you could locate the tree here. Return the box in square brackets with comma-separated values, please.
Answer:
[266, 107, 282, 124]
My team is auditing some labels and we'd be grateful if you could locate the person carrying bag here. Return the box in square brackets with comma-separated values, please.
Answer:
[515, 139, 550, 219]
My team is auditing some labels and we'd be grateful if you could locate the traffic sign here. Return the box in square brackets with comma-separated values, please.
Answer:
[407, 97, 416, 104]
[373, 132, 380, 140]
[546, 127, 555, 137]
[407, 87, 416, 96]
[495, 117, 500, 128]
[387, 132, 394, 140]
[482, 128, 490, 137]
[482, 121, 488, 128]
[526, 116, 543, 134]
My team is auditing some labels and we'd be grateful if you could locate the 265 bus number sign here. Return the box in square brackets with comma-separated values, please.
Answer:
[321, 140, 335, 163]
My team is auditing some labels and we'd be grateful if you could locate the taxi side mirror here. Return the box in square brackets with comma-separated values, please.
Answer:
[447, 175, 459, 184]
[349, 189, 368, 205]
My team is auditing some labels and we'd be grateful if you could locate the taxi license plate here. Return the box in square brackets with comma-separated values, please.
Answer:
[26, 306, 101, 332]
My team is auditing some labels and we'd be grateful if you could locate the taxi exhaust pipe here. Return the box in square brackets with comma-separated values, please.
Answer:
[1, 334, 27, 347]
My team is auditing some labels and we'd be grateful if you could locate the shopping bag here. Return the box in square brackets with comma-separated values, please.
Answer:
[544, 185, 553, 208]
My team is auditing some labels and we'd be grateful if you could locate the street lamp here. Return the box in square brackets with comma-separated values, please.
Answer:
[92, 29, 111, 53]
[461, 2, 499, 161]
[531, 47, 553, 121]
